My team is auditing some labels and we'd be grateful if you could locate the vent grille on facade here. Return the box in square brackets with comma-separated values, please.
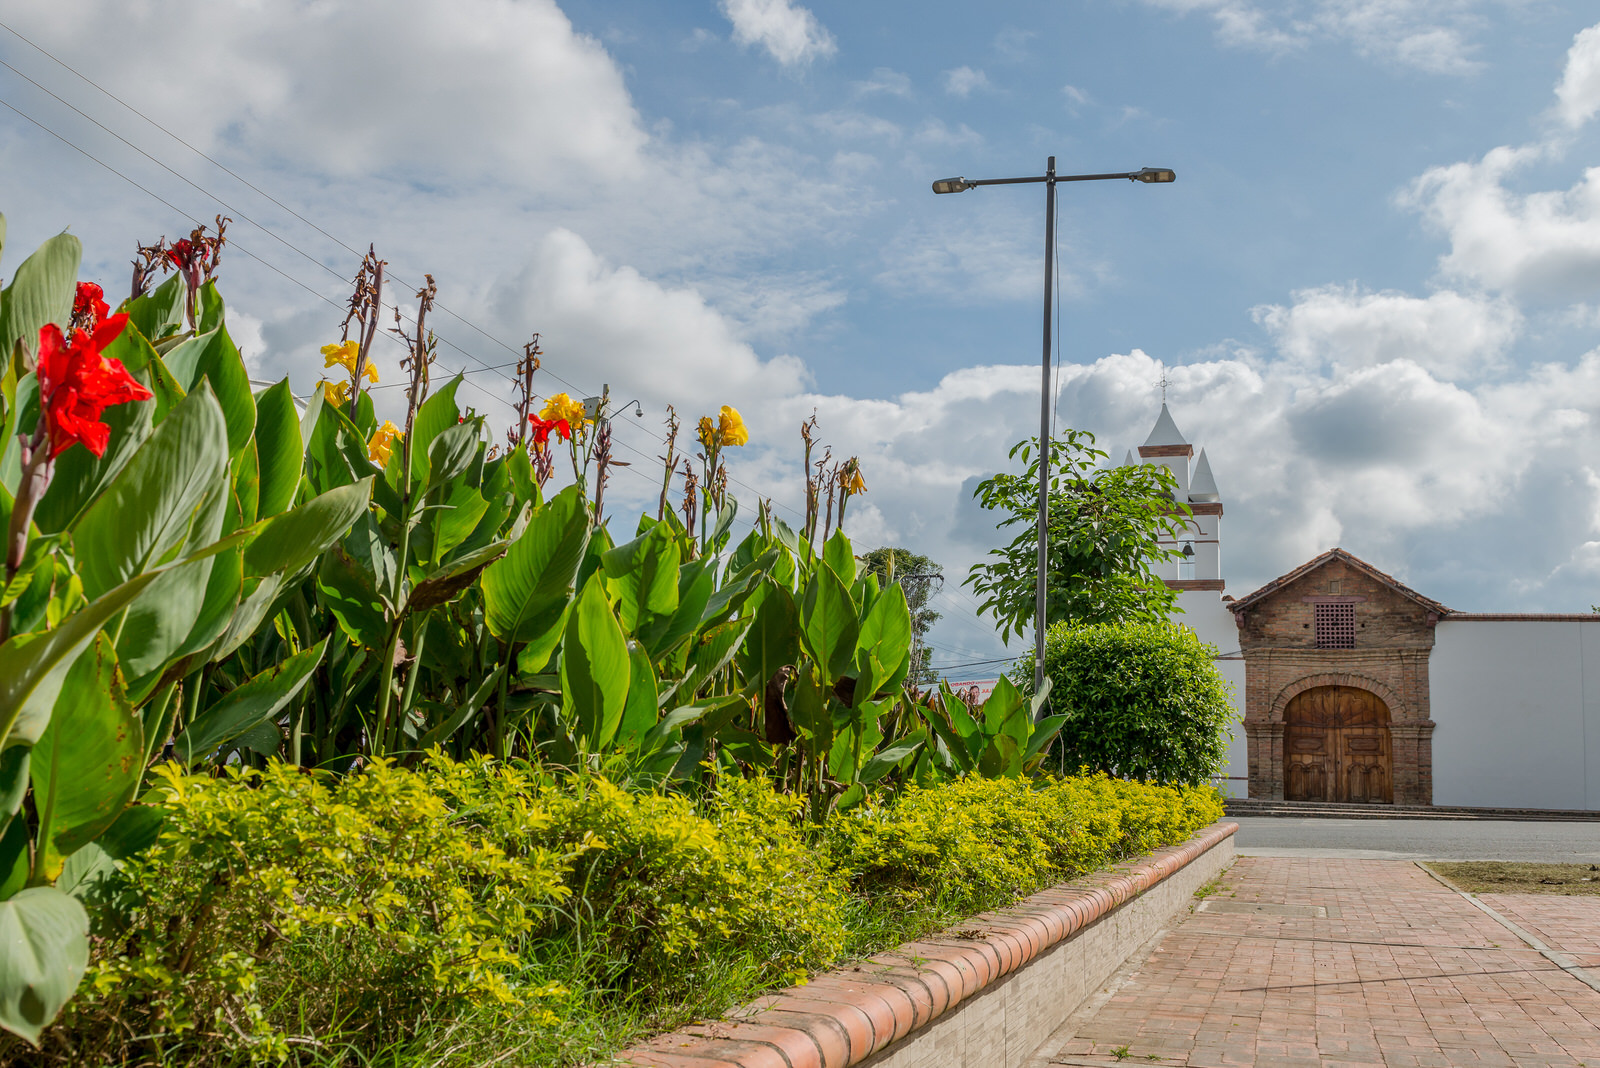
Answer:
[1314, 603, 1356, 649]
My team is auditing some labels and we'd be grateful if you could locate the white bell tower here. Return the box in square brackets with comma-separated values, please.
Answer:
[1135, 403, 1223, 587]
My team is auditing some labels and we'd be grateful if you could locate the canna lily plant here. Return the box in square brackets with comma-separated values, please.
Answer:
[0, 217, 373, 1046]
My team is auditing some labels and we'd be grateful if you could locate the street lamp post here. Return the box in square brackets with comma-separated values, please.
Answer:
[933, 159, 1175, 709]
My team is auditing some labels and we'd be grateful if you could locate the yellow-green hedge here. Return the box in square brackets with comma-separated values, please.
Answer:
[41, 757, 1222, 1066]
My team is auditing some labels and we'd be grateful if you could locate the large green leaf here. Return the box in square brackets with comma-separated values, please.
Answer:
[174, 639, 327, 763]
[161, 323, 255, 455]
[408, 539, 509, 614]
[418, 482, 489, 567]
[122, 273, 185, 342]
[315, 546, 389, 648]
[615, 643, 660, 750]
[423, 420, 480, 496]
[855, 584, 911, 702]
[0, 749, 26, 829]
[822, 529, 856, 586]
[0, 233, 79, 361]
[480, 485, 589, 653]
[801, 564, 859, 682]
[0, 887, 88, 1044]
[602, 524, 680, 634]
[31, 635, 141, 878]
[243, 478, 372, 578]
[981, 675, 1031, 754]
[408, 376, 462, 492]
[415, 668, 503, 751]
[32, 337, 157, 535]
[561, 577, 630, 752]
[114, 458, 229, 681]
[72, 382, 229, 600]
[738, 581, 799, 695]
[253, 378, 303, 518]
[640, 557, 714, 659]
[0, 571, 159, 751]
[859, 729, 926, 784]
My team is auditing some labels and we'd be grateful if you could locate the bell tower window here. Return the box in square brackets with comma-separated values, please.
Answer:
[1314, 603, 1356, 648]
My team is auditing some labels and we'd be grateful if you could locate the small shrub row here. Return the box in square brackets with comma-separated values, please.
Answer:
[25, 756, 1222, 1067]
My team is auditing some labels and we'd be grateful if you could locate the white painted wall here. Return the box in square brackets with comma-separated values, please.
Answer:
[1431, 619, 1600, 810]
[1175, 589, 1248, 798]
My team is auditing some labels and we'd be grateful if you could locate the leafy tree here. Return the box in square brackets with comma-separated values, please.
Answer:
[861, 547, 942, 684]
[964, 431, 1192, 641]
[1018, 621, 1235, 784]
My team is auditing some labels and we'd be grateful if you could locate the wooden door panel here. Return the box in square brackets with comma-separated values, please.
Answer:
[1284, 686, 1392, 804]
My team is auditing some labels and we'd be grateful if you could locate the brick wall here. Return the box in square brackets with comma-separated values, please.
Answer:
[1233, 557, 1436, 805]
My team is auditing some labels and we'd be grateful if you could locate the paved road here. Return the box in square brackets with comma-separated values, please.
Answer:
[1232, 817, 1600, 863]
[1031, 856, 1600, 1067]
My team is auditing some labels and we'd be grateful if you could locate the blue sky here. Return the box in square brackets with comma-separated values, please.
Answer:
[3, 0, 1600, 674]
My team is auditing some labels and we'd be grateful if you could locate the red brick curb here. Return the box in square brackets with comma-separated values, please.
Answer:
[608, 819, 1238, 1068]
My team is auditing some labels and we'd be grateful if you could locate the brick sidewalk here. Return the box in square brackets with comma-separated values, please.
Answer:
[1031, 857, 1600, 1068]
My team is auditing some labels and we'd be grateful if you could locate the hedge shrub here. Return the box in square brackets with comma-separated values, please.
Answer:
[33, 756, 1222, 1067]
[1026, 621, 1235, 784]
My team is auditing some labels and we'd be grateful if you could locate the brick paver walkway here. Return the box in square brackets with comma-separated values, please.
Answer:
[1032, 857, 1600, 1067]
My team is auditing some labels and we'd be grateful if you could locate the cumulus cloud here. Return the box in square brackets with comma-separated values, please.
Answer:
[1403, 146, 1600, 302]
[1556, 23, 1600, 129]
[1252, 284, 1522, 379]
[943, 67, 993, 98]
[719, 0, 836, 67]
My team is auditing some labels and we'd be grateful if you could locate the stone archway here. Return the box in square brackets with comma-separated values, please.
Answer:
[1283, 685, 1393, 804]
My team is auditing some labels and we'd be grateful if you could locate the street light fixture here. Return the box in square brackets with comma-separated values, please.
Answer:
[933, 156, 1176, 711]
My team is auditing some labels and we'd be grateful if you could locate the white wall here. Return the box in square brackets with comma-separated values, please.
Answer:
[1431, 620, 1600, 810]
[1176, 589, 1248, 798]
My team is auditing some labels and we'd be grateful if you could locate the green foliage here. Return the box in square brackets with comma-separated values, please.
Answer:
[1023, 621, 1236, 785]
[964, 432, 1192, 639]
[24, 757, 1218, 1066]
[59, 758, 576, 1066]
[860, 546, 942, 683]
[826, 773, 1222, 914]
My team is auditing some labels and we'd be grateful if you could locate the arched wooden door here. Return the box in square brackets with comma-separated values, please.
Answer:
[1284, 685, 1392, 803]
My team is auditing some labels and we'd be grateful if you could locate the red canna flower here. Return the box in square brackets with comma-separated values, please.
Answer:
[36, 314, 151, 459]
[527, 414, 571, 447]
[71, 282, 110, 333]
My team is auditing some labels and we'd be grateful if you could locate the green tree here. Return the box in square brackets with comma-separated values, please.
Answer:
[1018, 621, 1235, 784]
[860, 547, 942, 684]
[964, 431, 1192, 641]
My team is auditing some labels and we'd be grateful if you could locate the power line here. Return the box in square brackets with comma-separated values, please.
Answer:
[0, 53, 887, 552]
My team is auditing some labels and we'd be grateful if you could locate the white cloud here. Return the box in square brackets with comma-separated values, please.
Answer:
[854, 68, 912, 98]
[719, 0, 837, 67]
[1135, 0, 1512, 74]
[1252, 283, 1522, 379]
[1555, 22, 1600, 129]
[943, 67, 993, 98]
[1404, 147, 1600, 301]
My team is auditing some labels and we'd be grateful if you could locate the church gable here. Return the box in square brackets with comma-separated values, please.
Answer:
[1233, 552, 1443, 651]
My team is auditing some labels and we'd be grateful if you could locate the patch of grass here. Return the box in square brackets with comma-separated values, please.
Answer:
[1427, 861, 1600, 895]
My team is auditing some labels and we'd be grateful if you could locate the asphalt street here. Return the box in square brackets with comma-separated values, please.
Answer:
[1232, 816, 1600, 863]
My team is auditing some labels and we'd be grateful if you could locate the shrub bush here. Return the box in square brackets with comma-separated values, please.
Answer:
[824, 773, 1222, 916]
[32, 756, 1222, 1067]
[1024, 621, 1235, 784]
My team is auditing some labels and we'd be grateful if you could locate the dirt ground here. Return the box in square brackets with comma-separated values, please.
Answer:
[1427, 860, 1600, 895]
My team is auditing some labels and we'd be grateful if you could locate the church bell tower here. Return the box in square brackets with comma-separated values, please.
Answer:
[1133, 403, 1223, 589]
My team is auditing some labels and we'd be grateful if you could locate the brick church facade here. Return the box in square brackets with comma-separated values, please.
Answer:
[1131, 402, 1600, 811]
[1227, 549, 1447, 806]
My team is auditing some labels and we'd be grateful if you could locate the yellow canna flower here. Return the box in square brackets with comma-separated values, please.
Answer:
[843, 459, 866, 496]
[717, 405, 748, 447]
[538, 392, 588, 427]
[322, 340, 378, 383]
[368, 420, 402, 465]
[697, 415, 716, 450]
[319, 379, 350, 407]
